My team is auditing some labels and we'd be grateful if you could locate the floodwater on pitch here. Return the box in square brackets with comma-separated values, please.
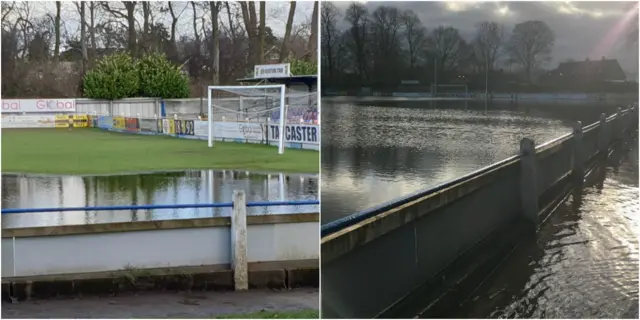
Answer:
[2, 170, 318, 229]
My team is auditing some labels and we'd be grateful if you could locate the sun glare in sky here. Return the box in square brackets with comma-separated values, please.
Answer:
[589, 2, 638, 60]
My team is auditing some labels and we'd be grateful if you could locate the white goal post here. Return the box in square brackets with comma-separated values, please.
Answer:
[431, 84, 469, 98]
[207, 84, 287, 154]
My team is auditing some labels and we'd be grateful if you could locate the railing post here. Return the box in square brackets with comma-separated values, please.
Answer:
[597, 113, 608, 154]
[231, 190, 248, 291]
[572, 121, 584, 184]
[520, 138, 539, 228]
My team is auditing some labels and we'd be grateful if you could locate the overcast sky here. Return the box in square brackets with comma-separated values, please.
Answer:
[331, 1, 638, 72]
[12, 1, 313, 43]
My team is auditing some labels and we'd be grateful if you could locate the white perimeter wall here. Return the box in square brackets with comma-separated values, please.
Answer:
[2, 221, 318, 278]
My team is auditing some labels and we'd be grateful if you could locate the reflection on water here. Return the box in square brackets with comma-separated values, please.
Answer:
[2, 170, 318, 229]
[451, 139, 639, 319]
[320, 100, 622, 224]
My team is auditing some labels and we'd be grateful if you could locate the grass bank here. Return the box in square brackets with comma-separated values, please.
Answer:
[2, 129, 318, 174]
[216, 309, 319, 319]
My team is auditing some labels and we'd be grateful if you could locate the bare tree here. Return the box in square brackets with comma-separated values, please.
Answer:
[89, 2, 97, 61]
[209, 1, 220, 84]
[141, 1, 150, 50]
[506, 20, 554, 82]
[78, 2, 87, 74]
[54, 1, 61, 61]
[190, 2, 199, 44]
[428, 26, 466, 80]
[369, 6, 402, 83]
[278, 1, 296, 62]
[239, 1, 258, 67]
[1, 0, 317, 97]
[344, 2, 369, 79]
[306, 0, 318, 63]
[400, 10, 426, 70]
[472, 21, 503, 73]
[259, 1, 265, 64]
[1, 1, 15, 26]
[321, 2, 339, 80]
[101, 1, 137, 56]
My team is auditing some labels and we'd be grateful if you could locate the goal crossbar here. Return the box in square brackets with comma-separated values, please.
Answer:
[207, 84, 287, 155]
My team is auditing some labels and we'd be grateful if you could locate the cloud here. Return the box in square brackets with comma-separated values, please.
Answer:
[330, 1, 637, 71]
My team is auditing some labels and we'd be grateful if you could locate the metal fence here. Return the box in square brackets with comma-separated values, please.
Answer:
[73, 96, 318, 123]
[2, 199, 320, 215]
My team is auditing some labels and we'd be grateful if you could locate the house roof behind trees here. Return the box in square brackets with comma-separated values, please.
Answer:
[551, 58, 626, 81]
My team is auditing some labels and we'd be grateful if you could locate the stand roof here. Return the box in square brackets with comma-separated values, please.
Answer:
[236, 75, 317, 88]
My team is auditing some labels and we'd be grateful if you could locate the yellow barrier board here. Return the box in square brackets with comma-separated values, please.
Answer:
[72, 114, 88, 128]
[53, 114, 91, 128]
[55, 115, 70, 128]
[168, 119, 175, 134]
[113, 117, 126, 129]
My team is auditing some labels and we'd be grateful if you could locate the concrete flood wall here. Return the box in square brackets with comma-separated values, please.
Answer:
[321, 107, 638, 318]
[2, 191, 319, 298]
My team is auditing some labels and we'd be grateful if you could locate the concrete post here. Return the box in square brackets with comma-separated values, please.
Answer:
[520, 138, 539, 227]
[572, 121, 584, 184]
[597, 113, 608, 154]
[231, 190, 248, 291]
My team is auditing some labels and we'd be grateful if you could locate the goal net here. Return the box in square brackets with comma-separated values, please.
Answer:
[207, 84, 318, 154]
[431, 84, 469, 98]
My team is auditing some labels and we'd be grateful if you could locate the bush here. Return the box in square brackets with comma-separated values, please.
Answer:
[289, 58, 317, 76]
[83, 53, 139, 100]
[138, 52, 189, 99]
[83, 52, 189, 100]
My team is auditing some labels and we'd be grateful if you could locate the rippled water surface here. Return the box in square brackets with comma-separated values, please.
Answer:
[321, 99, 620, 224]
[452, 139, 639, 319]
[2, 170, 318, 229]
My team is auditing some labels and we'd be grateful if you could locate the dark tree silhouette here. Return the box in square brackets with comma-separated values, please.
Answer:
[344, 2, 369, 80]
[428, 26, 467, 82]
[472, 21, 504, 72]
[321, 2, 340, 82]
[400, 10, 426, 71]
[506, 20, 554, 83]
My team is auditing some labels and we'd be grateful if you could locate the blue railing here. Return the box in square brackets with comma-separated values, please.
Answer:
[2, 200, 319, 214]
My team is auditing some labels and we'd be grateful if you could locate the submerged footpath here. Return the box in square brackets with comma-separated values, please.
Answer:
[2, 288, 319, 319]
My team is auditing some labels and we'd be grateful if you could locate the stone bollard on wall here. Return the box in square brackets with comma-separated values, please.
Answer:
[231, 190, 249, 291]
[597, 113, 609, 154]
[572, 121, 584, 184]
[519, 138, 539, 228]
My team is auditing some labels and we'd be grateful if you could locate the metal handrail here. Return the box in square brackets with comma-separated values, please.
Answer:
[1, 200, 319, 214]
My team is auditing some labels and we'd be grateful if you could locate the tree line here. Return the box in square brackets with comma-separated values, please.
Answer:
[322, 2, 558, 91]
[1, 1, 318, 99]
